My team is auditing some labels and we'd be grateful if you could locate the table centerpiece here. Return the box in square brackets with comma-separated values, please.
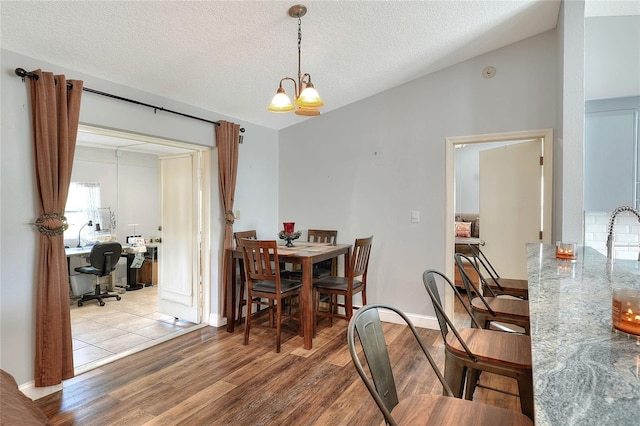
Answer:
[279, 222, 301, 247]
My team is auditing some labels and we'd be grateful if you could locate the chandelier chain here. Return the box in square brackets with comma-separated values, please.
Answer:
[298, 17, 302, 54]
[297, 17, 302, 83]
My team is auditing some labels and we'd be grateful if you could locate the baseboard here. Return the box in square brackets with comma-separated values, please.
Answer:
[209, 313, 226, 327]
[209, 308, 440, 330]
[19, 381, 62, 401]
[376, 307, 440, 330]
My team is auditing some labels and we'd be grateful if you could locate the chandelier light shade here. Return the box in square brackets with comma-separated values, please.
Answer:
[267, 4, 323, 116]
[268, 87, 295, 112]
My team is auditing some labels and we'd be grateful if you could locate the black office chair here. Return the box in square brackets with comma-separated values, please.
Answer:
[75, 242, 123, 307]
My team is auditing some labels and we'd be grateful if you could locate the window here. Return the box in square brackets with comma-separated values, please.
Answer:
[64, 182, 102, 244]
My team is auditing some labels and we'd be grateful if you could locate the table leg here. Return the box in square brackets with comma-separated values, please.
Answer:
[301, 257, 313, 349]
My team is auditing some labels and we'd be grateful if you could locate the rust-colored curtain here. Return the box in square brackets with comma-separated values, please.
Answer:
[215, 121, 240, 318]
[29, 70, 83, 386]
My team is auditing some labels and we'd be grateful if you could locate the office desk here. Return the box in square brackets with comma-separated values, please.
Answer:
[225, 243, 351, 349]
[65, 245, 148, 292]
[65, 246, 93, 257]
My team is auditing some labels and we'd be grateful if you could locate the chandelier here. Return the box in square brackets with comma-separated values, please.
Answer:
[267, 4, 324, 116]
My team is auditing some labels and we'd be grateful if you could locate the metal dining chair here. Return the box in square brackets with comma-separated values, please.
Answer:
[347, 303, 533, 426]
[468, 244, 529, 299]
[455, 253, 530, 334]
[422, 269, 534, 421]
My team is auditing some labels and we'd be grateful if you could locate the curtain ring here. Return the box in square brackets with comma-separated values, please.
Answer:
[34, 212, 69, 236]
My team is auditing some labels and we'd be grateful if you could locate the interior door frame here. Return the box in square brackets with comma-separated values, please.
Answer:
[76, 124, 211, 324]
[444, 128, 553, 318]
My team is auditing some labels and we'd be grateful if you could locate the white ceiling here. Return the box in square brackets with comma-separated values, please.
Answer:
[2, 0, 563, 132]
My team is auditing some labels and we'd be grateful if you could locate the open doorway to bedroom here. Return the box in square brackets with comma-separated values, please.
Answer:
[444, 129, 553, 319]
[68, 125, 209, 374]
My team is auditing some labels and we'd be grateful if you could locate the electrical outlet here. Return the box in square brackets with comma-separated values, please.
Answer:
[411, 211, 420, 223]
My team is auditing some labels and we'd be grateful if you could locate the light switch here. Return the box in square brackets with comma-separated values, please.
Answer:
[235, 210, 241, 220]
[411, 211, 420, 223]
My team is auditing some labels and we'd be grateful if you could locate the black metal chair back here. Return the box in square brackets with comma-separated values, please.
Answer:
[347, 303, 453, 425]
[88, 242, 123, 276]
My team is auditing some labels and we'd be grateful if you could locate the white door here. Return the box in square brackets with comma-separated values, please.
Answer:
[158, 153, 201, 323]
[479, 139, 542, 279]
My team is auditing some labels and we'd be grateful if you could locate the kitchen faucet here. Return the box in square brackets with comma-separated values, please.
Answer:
[606, 206, 640, 260]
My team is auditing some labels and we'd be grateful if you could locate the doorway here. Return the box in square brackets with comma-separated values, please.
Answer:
[444, 129, 553, 318]
[70, 125, 210, 374]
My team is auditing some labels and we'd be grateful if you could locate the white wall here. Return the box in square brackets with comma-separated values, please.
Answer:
[557, 0, 586, 243]
[0, 49, 279, 385]
[279, 31, 558, 317]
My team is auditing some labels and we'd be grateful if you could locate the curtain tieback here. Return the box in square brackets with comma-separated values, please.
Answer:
[225, 210, 235, 225]
[33, 212, 69, 236]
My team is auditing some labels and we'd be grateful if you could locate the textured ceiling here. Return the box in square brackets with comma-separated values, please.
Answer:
[2, 1, 565, 130]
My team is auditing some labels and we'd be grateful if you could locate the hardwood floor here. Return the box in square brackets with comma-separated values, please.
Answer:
[36, 318, 520, 425]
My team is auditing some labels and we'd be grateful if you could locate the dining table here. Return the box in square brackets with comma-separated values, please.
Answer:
[225, 241, 351, 349]
[526, 243, 640, 425]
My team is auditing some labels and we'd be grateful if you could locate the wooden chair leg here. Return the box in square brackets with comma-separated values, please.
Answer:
[237, 280, 245, 325]
[269, 300, 275, 327]
[243, 296, 251, 346]
[312, 289, 318, 337]
[345, 295, 353, 321]
[275, 298, 282, 353]
[328, 294, 335, 327]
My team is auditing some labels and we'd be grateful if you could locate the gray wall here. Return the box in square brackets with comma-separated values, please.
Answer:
[1, 48, 279, 385]
[279, 30, 558, 317]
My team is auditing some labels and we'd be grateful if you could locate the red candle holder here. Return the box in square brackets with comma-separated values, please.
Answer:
[283, 222, 295, 233]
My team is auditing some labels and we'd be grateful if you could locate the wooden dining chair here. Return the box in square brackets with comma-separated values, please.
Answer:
[347, 303, 533, 426]
[455, 253, 530, 334]
[422, 269, 534, 421]
[238, 239, 302, 353]
[314, 235, 373, 327]
[468, 244, 529, 299]
[233, 230, 257, 325]
[289, 229, 338, 281]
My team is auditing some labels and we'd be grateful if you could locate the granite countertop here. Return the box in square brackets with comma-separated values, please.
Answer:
[526, 244, 640, 426]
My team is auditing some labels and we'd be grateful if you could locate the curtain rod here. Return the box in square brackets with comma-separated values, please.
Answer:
[14, 68, 245, 137]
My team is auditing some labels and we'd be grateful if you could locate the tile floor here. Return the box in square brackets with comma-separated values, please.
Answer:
[70, 285, 198, 372]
